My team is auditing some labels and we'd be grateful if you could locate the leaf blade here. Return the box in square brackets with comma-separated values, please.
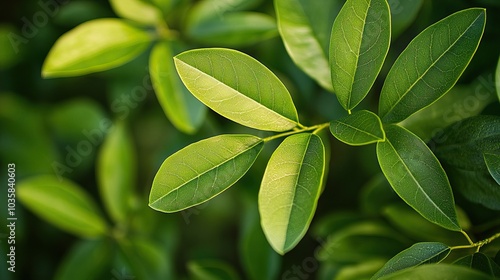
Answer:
[379, 8, 486, 123]
[378, 264, 495, 280]
[376, 124, 460, 231]
[330, 0, 391, 110]
[275, 0, 341, 91]
[484, 153, 500, 185]
[17, 176, 108, 237]
[149, 135, 263, 212]
[150, 42, 206, 134]
[109, 0, 162, 25]
[174, 48, 299, 132]
[42, 18, 152, 77]
[372, 242, 450, 280]
[259, 133, 325, 254]
[330, 110, 385, 146]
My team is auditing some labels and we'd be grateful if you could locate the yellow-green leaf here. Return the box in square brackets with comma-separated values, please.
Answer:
[330, 110, 385, 146]
[109, 0, 163, 25]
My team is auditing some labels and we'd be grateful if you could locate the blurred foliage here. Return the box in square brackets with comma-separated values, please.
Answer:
[0, 0, 499, 279]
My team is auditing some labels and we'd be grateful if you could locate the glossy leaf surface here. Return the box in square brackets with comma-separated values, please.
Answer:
[17, 176, 107, 237]
[97, 121, 135, 223]
[372, 242, 450, 279]
[484, 153, 500, 185]
[330, 110, 385, 146]
[259, 133, 325, 254]
[174, 48, 299, 131]
[377, 125, 460, 231]
[330, 0, 391, 110]
[378, 264, 494, 280]
[42, 19, 151, 77]
[379, 8, 486, 123]
[454, 253, 500, 278]
[150, 135, 263, 212]
[150, 42, 206, 134]
[275, 0, 341, 91]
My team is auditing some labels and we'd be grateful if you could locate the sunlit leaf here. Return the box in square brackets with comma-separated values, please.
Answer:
[259, 133, 325, 254]
[188, 260, 241, 280]
[330, 0, 391, 110]
[377, 124, 461, 231]
[317, 221, 409, 263]
[275, 0, 341, 91]
[454, 253, 500, 277]
[336, 259, 386, 280]
[186, 0, 263, 23]
[379, 8, 486, 123]
[150, 42, 206, 134]
[42, 19, 152, 77]
[372, 242, 450, 279]
[174, 48, 299, 131]
[187, 12, 277, 47]
[389, 0, 423, 39]
[109, 0, 162, 25]
[17, 176, 108, 237]
[330, 110, 385, 146]
[484, 153, 500, 185]
[149, 135, 263, 212]
[378, 264, 494, 280]
[97, 121, 136, 223]
[55, 239, 111, 280]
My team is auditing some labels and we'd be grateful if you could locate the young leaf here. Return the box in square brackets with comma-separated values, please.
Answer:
[55, 239, 111, 280]
[371, 242, 450, 279]
[42, 19, 152, 77]
[376, 124, 461, 231]
[109, 0, 162, 25]
[484, 153, 500, 185]
[330, 110, 385, 146]
[378, 264, 494, 280]
[259, 133, 325, 255]
[97, 121, 136, 223]
[150, 42, 206, 134]
[454, 253, 500, 277]
[379, 8, 486, 123]
[17, 176, 108, 237]
[186, 12, 278, 47]
[317, 221, 409, 263]
[330, 0, 391, 111]
[174, 48, 299, 132]
[275, 0, 341, 91]
[149, 135, 264, 212]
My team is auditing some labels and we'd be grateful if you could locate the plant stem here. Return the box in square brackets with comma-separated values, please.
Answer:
[461, 230, 474, 245]
[450, 231, 500, 252]
[263, 123, 330, 142]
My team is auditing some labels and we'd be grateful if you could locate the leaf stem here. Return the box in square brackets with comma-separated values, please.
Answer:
[263, 123, 329, 142]
[461, 230, 474, 245]
[450, 231, 500, 252]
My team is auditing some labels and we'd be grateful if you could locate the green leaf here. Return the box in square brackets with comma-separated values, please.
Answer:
[378, 264, 495, 280]
[186, 0, 263, 22]
[259, 133, 325, 254]
[454, 253, 500, 277]
[110, 0, 162, 25]
[174, 48, 299, 132]
[330, 0, 391, 111]
[497, 56, 500, 102]
[317, 221, 409, 263]
[359, 174, 399, 214]
[330, 110, 385, 146]
[432, 115, 500, 210]
[188, 260, 241, 280]
[17, 176, 108, 237]
[240, 197, 281, 280]
[336, 259, 387, 280]
[379, 8, 486, 123]
[54, 239, 111, 280]
[149, 134, 263, 212]
[484, 153, 500, 185]
[389, 0, 423, 39]
[42, 18, 152, 77]
[187, 12, 278, 47]
[118, 237, 172, 279]
[275, 0, 341, 91]
[372, 242, 450, 279]
[376, 124, 460, 231]
[97, 121, 136, 223]
[383, 203, 467, 245]
[150, 42, 206, 134]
